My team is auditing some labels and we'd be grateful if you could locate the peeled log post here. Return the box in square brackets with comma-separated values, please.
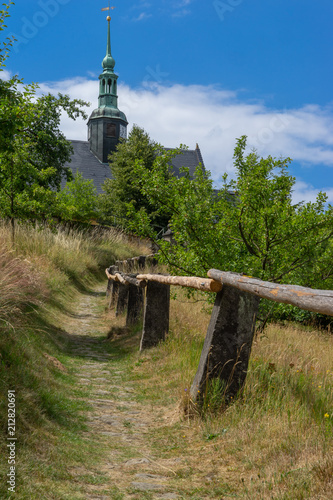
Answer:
[136, 274, 222, 293]
[208, 270, 333, 317]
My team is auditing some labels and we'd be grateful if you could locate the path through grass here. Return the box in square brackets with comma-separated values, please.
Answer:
[3, 278, 332, 499]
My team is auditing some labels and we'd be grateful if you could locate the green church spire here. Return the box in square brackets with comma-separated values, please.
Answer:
[88, 10, 128, 163]
[98, 15, 118, 109]
[102, 16, 115, 71]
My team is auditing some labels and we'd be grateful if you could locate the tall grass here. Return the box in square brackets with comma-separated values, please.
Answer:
[0, 222, 148, 301]
[0, 221, 148, 498]
[128, 288, 333, 498]
[0, 245, 45, 326]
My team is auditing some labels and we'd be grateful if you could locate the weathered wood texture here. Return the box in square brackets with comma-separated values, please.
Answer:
[140, 281, 170, 351]
[126, 284, 144, 327]
[115, 272, 127, 285]
[117, 273, 146, 288]
[136, 273, 222, 293]
[116, 254, 157, 271]
[191, 285, 259, 402]
[110, 281, 119, 309]
[106, 266, 118, 308]
[105, 270, 146, 288]
[208, 269, 333, 317]
[115, 284, 128, 317]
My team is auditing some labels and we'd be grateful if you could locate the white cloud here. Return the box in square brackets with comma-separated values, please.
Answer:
[171, 0, 192, 16]
[174, 0, 192, 6]
[35, 77, 333, 202]
[132, 12, 152, 22]
[0, 69, 12, 80]
[292, 181, 333, 205]
[172, 9, 191, 17]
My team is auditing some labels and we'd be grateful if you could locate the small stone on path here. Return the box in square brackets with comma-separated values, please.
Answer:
[124, 458, 150, 466]
[131, 482, 165, 491]
[155, 494, 179, 499]
[135, 473, 168, 480]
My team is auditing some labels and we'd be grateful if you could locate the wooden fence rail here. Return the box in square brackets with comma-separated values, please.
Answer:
[105, 258, 333, 406]
[208, 269, 333, 317]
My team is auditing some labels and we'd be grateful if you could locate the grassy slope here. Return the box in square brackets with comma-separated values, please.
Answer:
[0, 222, 146, 499]
[0, 223, 332, 499]
[128, 293, 333, 498]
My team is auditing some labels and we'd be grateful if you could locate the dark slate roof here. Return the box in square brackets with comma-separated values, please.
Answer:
[164, 145, 205, 178]
[62, 140, 112, 194]
[63, 141, 206, 194]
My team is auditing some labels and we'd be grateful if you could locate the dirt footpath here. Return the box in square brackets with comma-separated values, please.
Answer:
[64, 286, 182, 500]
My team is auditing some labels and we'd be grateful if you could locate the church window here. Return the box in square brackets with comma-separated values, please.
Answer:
[106, 123, 116, 137]
[108, 79, 112, 93]
[102, 79, 105, 92]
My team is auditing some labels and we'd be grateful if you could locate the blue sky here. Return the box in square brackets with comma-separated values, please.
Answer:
[2, 0, 333, 202]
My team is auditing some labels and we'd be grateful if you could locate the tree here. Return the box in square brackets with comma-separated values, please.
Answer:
[129, 136, 333, 292]
[0, 2, 89, 235]
[0, 1, 19, 152]
[100, 125, 170, 230]
[0, 1, 14, 67]
[0, 84, 89, 233]
[56, 172, 100, 223]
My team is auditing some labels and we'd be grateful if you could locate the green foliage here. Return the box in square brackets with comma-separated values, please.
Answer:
[0, 1, 14, 67]
[0, 3, 89, 229]
[0, 83, 89, 223]
[100, 125, 171, 230]
[57, 172, 100, 223]
[130, 136, 333, 291]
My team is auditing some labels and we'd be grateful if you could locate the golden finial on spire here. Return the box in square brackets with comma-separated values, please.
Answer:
[101, 3, 115, 21]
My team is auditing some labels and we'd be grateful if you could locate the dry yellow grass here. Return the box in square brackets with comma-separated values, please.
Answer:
[127, 290, 333, 499]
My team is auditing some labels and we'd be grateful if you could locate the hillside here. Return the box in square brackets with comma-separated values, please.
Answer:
[0, 223, 332, 499]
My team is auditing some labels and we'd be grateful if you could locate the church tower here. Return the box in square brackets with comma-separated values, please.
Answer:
[88, 14, 128, 163]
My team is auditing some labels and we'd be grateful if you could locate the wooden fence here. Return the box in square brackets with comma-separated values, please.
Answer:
[106, 256, 333, 405]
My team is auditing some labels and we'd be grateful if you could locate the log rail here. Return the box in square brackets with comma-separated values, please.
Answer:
[208, 270, 333, 317]
[105, 258, 333, 406]
[107, 266, 333, 317]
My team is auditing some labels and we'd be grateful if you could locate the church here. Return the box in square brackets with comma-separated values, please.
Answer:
[64, 15, 206, 193]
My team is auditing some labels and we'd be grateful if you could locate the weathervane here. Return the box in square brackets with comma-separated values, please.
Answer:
[101, 2, 115, 21]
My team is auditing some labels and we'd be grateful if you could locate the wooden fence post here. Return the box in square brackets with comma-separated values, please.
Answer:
[190, 285, 259, 403]
[116, 284, 128, 317]
[126, 259, 134, 272]
[126, 284, 144, 327]
[107, 266, 119, 309]
[138, 256, 146, 269]
[140, 281, 170, 350]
